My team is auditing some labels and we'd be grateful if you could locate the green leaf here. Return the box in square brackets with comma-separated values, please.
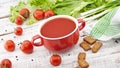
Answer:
[28, 0, 56, 10]
[53, 0, 91, 17]
[26, 16, 37, 25]
[9, 0, 120, 25]
[70, 1, 92, 17]
[9, 1, 26, 23]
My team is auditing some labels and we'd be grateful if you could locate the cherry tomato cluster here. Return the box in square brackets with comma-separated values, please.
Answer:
[15, 8, 55, 25]
[3, 8, 62, 67]
[14, 8, 54, 36]
[4, 40, 33, 54]
[0, 59, 12, 68]
[4, 40, 62, 67]
[4, 40, 62, 66]
[33, 9, 55, 20]
[15, 8, 29, 25]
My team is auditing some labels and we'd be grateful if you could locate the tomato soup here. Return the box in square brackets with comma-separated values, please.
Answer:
[41, 18, 76, 38]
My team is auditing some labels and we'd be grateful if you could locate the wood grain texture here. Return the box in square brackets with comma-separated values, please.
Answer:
[0, 1, 120, 68]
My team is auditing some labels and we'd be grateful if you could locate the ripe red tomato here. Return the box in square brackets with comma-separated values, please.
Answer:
[19, 8, 30, 19]
[15, 16, 23, 25]
[0, 59, 12, 68]
[50, 54, 61, 66]
[4, 40, 15, 52]
[20, 40, 33, 54]
[14, 27, 23, 36]
[45, 10, 55, 18]
[33, 9, 44, 20]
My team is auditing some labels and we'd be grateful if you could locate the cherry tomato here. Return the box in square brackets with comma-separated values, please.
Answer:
[50, 54, 61, 66]
[20, 40, 33, 54]
[4, 40, 15, 52]
[15, 16, 23, 25]
[19, 8, 30, 19]
[0, 59, 12, 68]
[45, 10, 55, 18]
[33, 9, 44, 20]
[14, 27, 23, 36]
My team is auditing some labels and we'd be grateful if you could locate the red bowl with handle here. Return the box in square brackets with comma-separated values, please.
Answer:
[32, 15, 85, 52]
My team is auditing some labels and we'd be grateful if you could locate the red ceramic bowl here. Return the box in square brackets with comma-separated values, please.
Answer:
[32, 15, 85, 52]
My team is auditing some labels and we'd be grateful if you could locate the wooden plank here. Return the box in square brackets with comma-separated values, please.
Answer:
[0, 1, 120, 68]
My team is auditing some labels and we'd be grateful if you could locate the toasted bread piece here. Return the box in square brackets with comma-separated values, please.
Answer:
[83, 36, 96, 45]
[78, 60, 89, 68]
[78, 52, 86, 60]
[80, 41, 91, 51]
[92, 41, 102, 53]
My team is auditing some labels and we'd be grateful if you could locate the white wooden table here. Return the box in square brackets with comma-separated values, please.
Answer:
[0, 1, 120, 68]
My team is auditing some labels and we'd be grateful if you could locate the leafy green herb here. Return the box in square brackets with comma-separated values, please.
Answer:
[53, 0, 91, 17]
[9, 0, 120, 25]
[26, 16, 37, 25]
[9, 2, 26, 22]
[28, 0, 57, 10]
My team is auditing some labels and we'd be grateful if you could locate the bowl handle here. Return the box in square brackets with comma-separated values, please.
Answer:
[31, 34, 43, 46]
[77, 19, 86, 31]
